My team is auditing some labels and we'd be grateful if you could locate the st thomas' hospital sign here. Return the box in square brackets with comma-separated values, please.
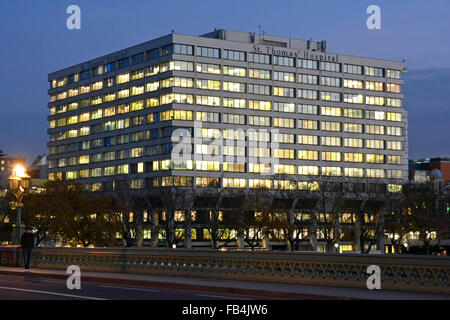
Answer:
[252, 45, 339, 62]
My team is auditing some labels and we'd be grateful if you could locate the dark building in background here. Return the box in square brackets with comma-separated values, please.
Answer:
[409, 157, 450, 186]
[0, 150, 26, 173]
[29, 154, 49, 180]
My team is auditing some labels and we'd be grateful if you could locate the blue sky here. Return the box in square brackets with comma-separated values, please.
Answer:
[0, 0, 449, 162]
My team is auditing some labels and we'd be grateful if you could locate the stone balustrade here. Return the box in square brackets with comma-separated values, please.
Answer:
[1, 246, 449, 295]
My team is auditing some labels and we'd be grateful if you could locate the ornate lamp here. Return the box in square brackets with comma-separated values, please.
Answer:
[8, 165, 31, 244]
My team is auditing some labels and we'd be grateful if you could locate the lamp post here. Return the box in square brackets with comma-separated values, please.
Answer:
[8, 165, 31, 245]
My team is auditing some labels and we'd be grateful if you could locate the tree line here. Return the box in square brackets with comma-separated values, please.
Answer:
[1, 178, 449, 254]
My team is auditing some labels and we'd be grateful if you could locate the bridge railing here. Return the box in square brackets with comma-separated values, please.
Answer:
[1, 246, 449, 294]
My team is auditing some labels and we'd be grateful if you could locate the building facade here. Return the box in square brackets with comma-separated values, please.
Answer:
[0, 153, 25, 173]
[47, 29, 408, 194]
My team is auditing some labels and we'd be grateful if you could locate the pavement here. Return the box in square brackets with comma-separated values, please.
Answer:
[0, 266, 449, 300]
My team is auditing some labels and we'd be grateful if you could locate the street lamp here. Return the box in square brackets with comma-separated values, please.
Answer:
[8, 165, 31, 245]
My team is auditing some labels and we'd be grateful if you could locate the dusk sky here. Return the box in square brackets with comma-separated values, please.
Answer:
[0, 0, 449, 163]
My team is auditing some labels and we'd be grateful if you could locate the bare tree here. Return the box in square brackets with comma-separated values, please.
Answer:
[402, 183, 449, 254]
[306, 175, 345, 253]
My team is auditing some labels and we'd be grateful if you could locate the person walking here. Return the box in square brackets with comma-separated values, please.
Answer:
[20, 228, 35, 272]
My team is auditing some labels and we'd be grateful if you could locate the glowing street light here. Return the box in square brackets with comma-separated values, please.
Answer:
[8, 165, 31, 245]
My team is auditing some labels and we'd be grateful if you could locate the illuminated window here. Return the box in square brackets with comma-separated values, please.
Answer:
[92, 81, 103, 91]
[366, 96, 385, 106]
[160, 93, 193, 105]
[298, 89, 318, 100]
[196, 111, 219, 123]
[366, 154, 385, 164]
[388, 155, 402, 164]
[162, 77, 194, 88]
[387, 141, 402, 150]
[196, 63, 220, 74]
[386, 84, 401, 93]
[196, 95, 221, 107]
[298, 135, 318, 145]
[298, 166, 319, 176]
[79, 155, 90, 164]
[298, 119, 318, 130]
[249, 68, 270, 79]
[366, 125, 385, 135]
[322, 167, 342, 176]
[248, 163, 271, 174]
[274, 86, 295, 97]
[91, 109, 102, 120]
[343, 123, 363, 133]
[248, 116, 270, 127]
[273, 117, 294, 128]
[366, 169, 385, 178]
[343, 79, 363, 89]
[322, 136, 341, 147]
[79, 112, 90, 122]
[321, 91, 341, 102]
[223, 162, 246, 173]
[146, 64, 159, 76]
[223, 178, 247, 188]
[195, 161, 221, 171]
[387, 112, 402, 122]
[249, 179, 272, 189]
[273, 102, 295, 113]
[365, 81, 383, 91]
[274, 149, 295, 159]
[131, 100, 144, 111]
[131, 69, 144, 80]
[223, 98, 246, 109]
[366, 110, 386, 120]
[249, 100, 271, 111]
[274, 164, 296, 175]
[131, 85, 145, 96]
[344, 153, 364, 163]
[223, 81, 245, 93]
[344, 168, 364, 177]
[344, 93, 363, 104]
[298, 150, 319, 160]
[298, 104, 318, 115]
[322, 152, 341, 162]
[223, 66, 246, 77]
[117, 89, 130, 99]
[365, 66, 384, 77]
[321, 121, 341, 132]
[366, 139, 384, 149]
[104, 92, 116, 102]
[116, 73, 129, 84]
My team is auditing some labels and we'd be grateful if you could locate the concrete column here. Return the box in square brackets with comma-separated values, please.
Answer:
[262, 226, 270, 250]
[237, 233, 245, 249]
[376, 211, 385, 253]
[184, 210, 192, 250]
[135, 209, 144, 248]
[309, 212, 317, 251]
[150, 211, 159, 248]
[354, 214, 361, 253]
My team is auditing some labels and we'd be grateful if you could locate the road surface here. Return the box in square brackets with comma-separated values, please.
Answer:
[0, 273, 269, 300]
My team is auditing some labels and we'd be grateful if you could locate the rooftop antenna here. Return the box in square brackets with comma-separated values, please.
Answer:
[257, 25, 262, 42]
